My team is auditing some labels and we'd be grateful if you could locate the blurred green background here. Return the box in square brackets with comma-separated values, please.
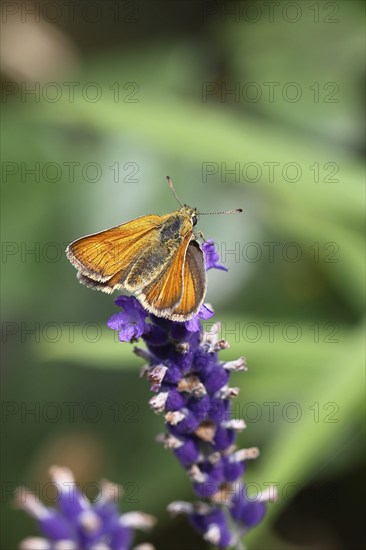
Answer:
[1, 1, 365, 549]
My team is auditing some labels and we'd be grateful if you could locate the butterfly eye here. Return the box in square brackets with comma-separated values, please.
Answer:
[192, 215, 198, 226]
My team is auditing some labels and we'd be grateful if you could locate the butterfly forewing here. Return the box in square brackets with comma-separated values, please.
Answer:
[170, 240, 207, 320]
[138, 230, 192, 314]
[66, 214, 165, 283]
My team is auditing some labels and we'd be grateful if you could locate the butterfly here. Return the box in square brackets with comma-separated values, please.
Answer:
[66, 177, 242, 321]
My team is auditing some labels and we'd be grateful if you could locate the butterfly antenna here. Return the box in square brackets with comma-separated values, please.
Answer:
[166, 176, 183, 207]
[200, 208, 243, 215]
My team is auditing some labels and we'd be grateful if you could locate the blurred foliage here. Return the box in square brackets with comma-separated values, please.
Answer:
[1, 1, 365, 549]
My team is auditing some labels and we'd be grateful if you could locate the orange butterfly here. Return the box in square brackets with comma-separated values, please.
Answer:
[66, 177, 242, 321]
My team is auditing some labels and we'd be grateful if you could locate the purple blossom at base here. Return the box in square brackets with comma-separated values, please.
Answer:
[17, 466, 155, 550]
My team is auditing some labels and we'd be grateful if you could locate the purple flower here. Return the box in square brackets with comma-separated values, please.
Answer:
[168, 502, 232, 549]
[203, 240, 228, 271]
[107, 295, 150, 342]
[184, 304, 214, 332]
[17, 466, 155, 550]
[229, 482, 268, 528]
[107, 239, 277, 548]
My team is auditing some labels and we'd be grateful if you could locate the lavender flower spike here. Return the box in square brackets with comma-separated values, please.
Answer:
[108, 240, 277, 548]
[17, 466, 155, 550]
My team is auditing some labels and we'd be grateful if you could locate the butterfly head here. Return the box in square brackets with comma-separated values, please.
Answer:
[180, 205, 199, 227]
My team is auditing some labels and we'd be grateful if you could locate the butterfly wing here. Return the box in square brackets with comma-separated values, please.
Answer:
[75, 270, 128, 294]
[170, 240, 207, 321]
[137, 230, 192, 315]
[66, 215, 163, 283]
[66, 212, 195, 299]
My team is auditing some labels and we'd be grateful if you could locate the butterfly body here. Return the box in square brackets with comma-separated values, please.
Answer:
[66, 205, 207, 321]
